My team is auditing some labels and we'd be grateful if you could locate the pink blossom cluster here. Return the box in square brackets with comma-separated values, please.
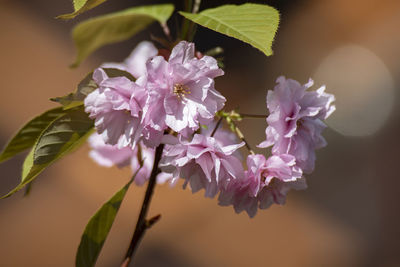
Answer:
[85, 41, 335, 217]
[218, 77, 335, 216]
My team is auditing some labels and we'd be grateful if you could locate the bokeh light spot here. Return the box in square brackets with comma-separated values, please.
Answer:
[313, 45, 394, 136]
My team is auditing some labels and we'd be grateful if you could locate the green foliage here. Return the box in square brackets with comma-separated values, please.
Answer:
[74, 0, 87, 10]
[0, 107, 65, 163]
[51, 68, 135, 110]
[1, 67, 135, 198]
[180, 3, 280, 56]
[76, 174, 137, 267]
[57, 0, 108, 20]
[71, 4, 175, 67]
[51, 73, 97, 110]
[1, 107, 94, 199]
[33, 108, 93, 164]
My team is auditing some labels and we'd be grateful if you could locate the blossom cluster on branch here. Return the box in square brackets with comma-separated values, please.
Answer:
[0, 2, 338, 264]
[85, 41, 335, 217]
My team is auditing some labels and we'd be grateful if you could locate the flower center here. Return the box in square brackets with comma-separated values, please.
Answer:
[173, 83, 191, 99]
[296, 118, 304, 128]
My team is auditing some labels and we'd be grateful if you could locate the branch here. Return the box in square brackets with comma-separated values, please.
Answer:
[122, 144, 165, 267]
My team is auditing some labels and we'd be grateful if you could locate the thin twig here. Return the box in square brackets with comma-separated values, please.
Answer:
[145, 214, 161, 228]
[239, 113, 268, 119]
[210, 117, 223, 137]
[122, 144, 165, 267]
[231, 121, 255, 155]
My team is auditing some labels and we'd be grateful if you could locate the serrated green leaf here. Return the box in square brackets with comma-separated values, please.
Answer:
[1, 107, 94, 199]
[51, 68, 135, 110]
[57, 0, 108, 20]
[76, 171, 138, 267]
[180, 3, 279, 56]
[0, 107, 65, 163]
[71, 4, 174, 68]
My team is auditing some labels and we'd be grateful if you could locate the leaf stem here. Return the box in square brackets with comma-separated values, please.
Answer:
[239, 113, 268, 119]
[122, 144, 165, 267]
[181, 0, 201, 41]
[181, 0, 193, 40]
[187, 0, 201, 41]
[231, 121, 255, 155]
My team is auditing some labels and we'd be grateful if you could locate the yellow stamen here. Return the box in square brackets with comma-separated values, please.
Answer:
[173, 83, 191, 99]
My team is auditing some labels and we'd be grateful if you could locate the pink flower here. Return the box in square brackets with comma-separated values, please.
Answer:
[84, 68, 147, 148]
[259, 76, 335, 173]
[257, 177, 307, 210]
[88, 133, 171, 185]
[200, 120, 243, 160]
[160, 134, 244, 198]
[218, 153, 303, 217]
[141, 41, 225, 145]
[101, 41, 158, 79]
[88, 132, 134, 168]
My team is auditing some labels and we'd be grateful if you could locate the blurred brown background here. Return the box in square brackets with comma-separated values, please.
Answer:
[1, 0, 399, 266]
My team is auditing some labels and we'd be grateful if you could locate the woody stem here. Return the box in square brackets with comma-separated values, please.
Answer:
[121, 144, 165, 267]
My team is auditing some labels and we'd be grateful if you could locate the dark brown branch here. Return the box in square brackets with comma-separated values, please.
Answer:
[145, 214, 161, 228]
[122, 144, 165, 267]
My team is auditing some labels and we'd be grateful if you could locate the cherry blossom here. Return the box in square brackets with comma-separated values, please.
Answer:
[141, 41, 226, 146]
[219, 153, 302, 217]
[259, 76, 335, 173]
[160, 134, 244, 197]
[84, 68, 147, 148]
[88, 133, 171, 185]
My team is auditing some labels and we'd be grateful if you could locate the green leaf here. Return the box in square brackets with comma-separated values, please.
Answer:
[51, 68, 135, 110]
[57, 0, 108, 20]
[180, 3, 280, 56]
[0, 107, 65, 163]
[1, 107, 94, 199]
[71, 4, 175, 68]
[50, 73, 97, 110]
[73, 0, 87, 10]
[103, 68, 136, 81]
[76, 173, 137, 267]
[33, 108, 93, 165]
